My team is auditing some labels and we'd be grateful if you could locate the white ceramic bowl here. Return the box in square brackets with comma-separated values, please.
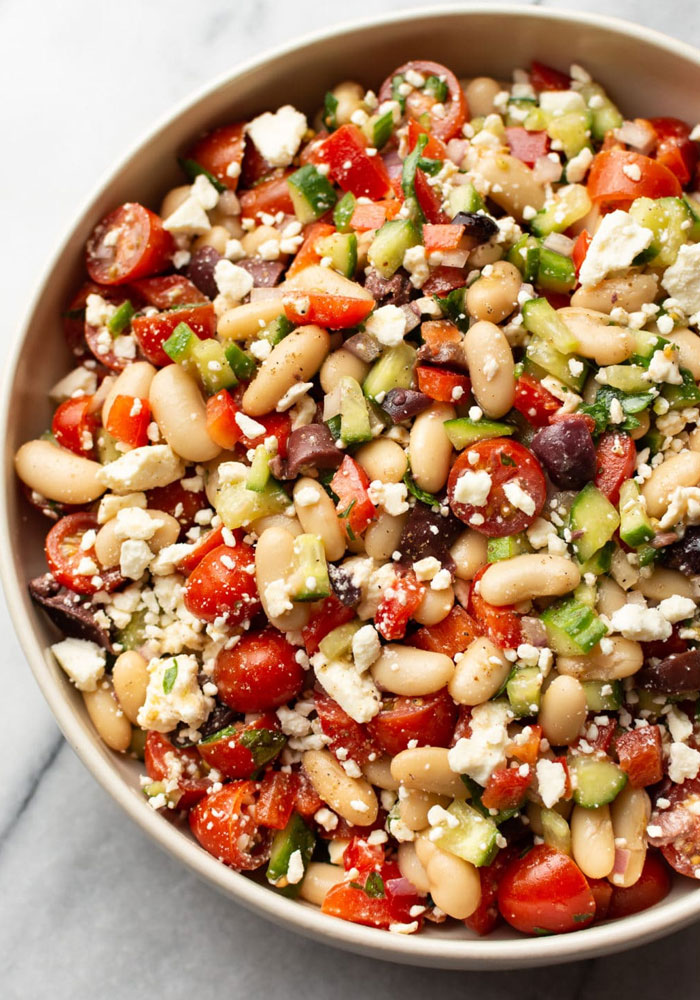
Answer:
[4, 3, 700, 969]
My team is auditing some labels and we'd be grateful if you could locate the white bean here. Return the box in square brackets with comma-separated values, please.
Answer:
[642, 451, 700, 518]
[609, 785, 651, 887]
[466, 261, 521, 324]
[94, 509, 180, 568]
[450, 530, 488, 580]
[242, 325, 330, 417]
[463, 76, 502, 118]
[557, 308, 635, 365]
[302, 749, 378, 825]
[83, 681, 132, 752]
[596, 576, 627, 617]
[479, 554, 580, 606]
[299, 862, 345, 906]
[112, 651, 149, 725]
[320, 348, 369, 393]
[364, 510, 408, 561]
[637, 567, 695, 601]
[355, 438, 407, 484]
[397, 843, 431, 894]
[293, 477, 346, 561]
[538, 675, 587, 746]
[15, 439, 104, 504]
[391, 747, 467, 798]
[667, 328, 700, 379]
[571, 274, 658, 313]
[217, 299, 284, 340]
[415, 834, 481, 920]
[372, 645, 454, 696]
[255, 525, 310, 631]
[413, 585, 454, 626]
[463, 320, 515, 418]
[399, 790, 449, 832]
[557, 637, 643, 681]
[465, 149, 546, 219]
[362, 756, 399, 791]
[448, 636, 509, 705]
[408, 403, 455, 493]
[570, 804, 615, 879]
[149, 365, 221, 462]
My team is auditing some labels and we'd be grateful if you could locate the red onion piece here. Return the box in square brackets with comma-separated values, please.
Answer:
[614, 120, 656, 154]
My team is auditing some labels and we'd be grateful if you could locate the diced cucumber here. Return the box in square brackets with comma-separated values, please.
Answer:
[541, 808, 571, 855]
[216, 478, 289, 529]
[573, 580, 596, 608]
[266, 813, 316, 897]
[522, 298, 579, 354]
[447, 183, 484, 216]
[536, 248, 576, 294]
[163, 321, 196, 362]
[508, 235, 540, 282]
[436, 800, 499, 867]
[577, 540, 614, 576]
[619, 479, 654, 547]
[107, 300, 135, 335]
[225, 341, 257, 381]
[569, 755, 627, 807]
[530, 185, 592, 237]
[246, 445, 272, 493]
[487, 533, 530, 563]
[443, 417, 513, 449]
[638, 425, 665, 457]
[629, 196, 696, 268]
[525, 337, 586, 391]
[661, 367, 700, 410]
[339, 375, 372, 444]
[289, 533, 331, 601]
[541, 597, 608, 655]
[96, 428, 121, 464]
[637, 542, 658, 568]
[547, 109, 593, 158]
[114, 607, 148, 651]
[507, 665, 543, 717]
[363, 342, 417, 402]
[522, 106, 550, 132]
[318, 620, 362, 661]
[287, 164, 337, 224]
[367, 219, 420, 278]
[190, 338, 238, 394]
[578, 83, 623, 140]
[569, 483, 620, 563]
[601, 364, 651, 393]
[333, 191, 356, 233]
[315, 232, 357, 278]
[363, 109, 394, 149]
[632, 328, 669, 366]
[261, 313, 295, 347]
[582, 680, 623, 712]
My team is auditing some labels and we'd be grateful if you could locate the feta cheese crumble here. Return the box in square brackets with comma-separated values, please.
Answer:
[578, 210, 654, 288]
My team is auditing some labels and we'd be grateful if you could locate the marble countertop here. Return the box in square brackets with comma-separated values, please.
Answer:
[2, 1, 700, 995]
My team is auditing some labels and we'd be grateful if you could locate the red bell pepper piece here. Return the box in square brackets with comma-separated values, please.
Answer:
[316, 124, 392, 200]
[594, 431, 636, 506]
[285, 222, 336, 277]
[513, 373, 561, 427]
[504, 127, 550, 167]
[416, 365, 471, 403]
[421, 265, 467, 296]
[205, 390, 291, 455]
[282, 290, 374, 329]
[406, 119, 448, 160]
[481, 766, 533, 811]
[649, 116, 699, 187]
[422, 223, 466, 253]
[375, 569, 425, 641]
[530, 61, 571, 92]
[615, 726, 664, 787]
[105, 394, 151, 449]
[330, 455, 377, 534]
[411, 605, 481, 658]
[587, 149, 682, 208]
[301, 594, 357, 655]
[239, 172, 295, 219]
[507, 725, 542, 767]
[414, 167, 449, 224]
[468, 566, 522, 649]
[572, 230, 592, 277]
[256, 771, 298, 830]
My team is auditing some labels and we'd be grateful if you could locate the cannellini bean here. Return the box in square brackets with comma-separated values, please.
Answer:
[329, 80, 365, 125]
[285, 263, 374, 300]
[629, 409, 650, 441]
[450, 530, 488, 580]
[463, 76, 502, 117]
[448, 636, 510, 705]
[596, 576, 627, 617]
[570, 274, 658, 313]
[413, 585, 454, 626]
[299, 862, 345, 906]
[372, 645, 454, 696]
[408, 403, 455, 493]
[642, 451, 700, 518]
[556, 636, 643, 681]
[203, 450, 237, 506]
[466, 261, 521, 324]
[255, 525, 310, 631]
[102, 361, 156, 426]
[689, 427, 700, 453]
[302, 749, 378, 826]
[570, 804, 615, 879]
[293, 477, 346, 561]
[192, 225, 231, 255]
[112, 651, 149, 725]
[83, 681, 132, 752]
[466, 149, 546, 219]
[391, 747, 467, 798]
[462, 320, 515, 418]
[637, 567, 695, 602]
[610, 785, 651, 887]
[398, 843, 431, 894]
[320, 348, 370, 393]
[415, 834, 481, 920]
[241, 224, 284, 257]
[149, 365, 220, 463]
[364, 510, 408, 561]
[94, 509, 180, 568]
[667, 328, 700, 379]
[479, 554, 580, 606]
[249, 513, 303, 538]
[217, 299, 284, 340]
[538, 675, 587, 746]
[160, 185, 190, 220]
[15, 439, 104, 504]
[362, 756, 399, 790]
[557, 308, 636, 365]
[242, 324, 330, 416]
[355, 438, 407, 484]
[399, 790, 449, 832]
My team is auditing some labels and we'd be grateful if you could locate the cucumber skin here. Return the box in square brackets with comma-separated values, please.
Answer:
[569, 756, 627, 808]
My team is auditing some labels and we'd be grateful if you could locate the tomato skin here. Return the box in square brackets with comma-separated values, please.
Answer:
[587, 878, 613, 921]
[184, 542, 261, 625]
[607, 853, 671, 919]
[301, 594, 357, 655]
[465, 846, 520, 936]
[146, 479, 210, 534]
[322, 860, 424, 928]
[205, 390, 292, 455]
[406, 119, 448, 160]
[315, 124, 392, 200]
[282, 291, 374, 329]
[498, 845, 596, 935]
[615, 726, 663, 787]
[105, 394, 151, 448]
[649, 117, 698, 187]
[51, 396, 99, 457]
[411, 605, 480, 657]
[447, 438, 547, 537]
[240, 172, 295, 219]
[177, 526, 226, 575]
[256, 770, 297, 830]
[421, 265, 468, 297]
[367, 689, 458, 756]
[330, 456, 377, 535]
[414, 168, 449, 224]
[344, 835, 385, 873]
[513, 373, 561, 427]
[45, 512, 122, 595]
[189, 781, 271, 870]
[314, 689, 378, 766]
[505, 128, 550, 167]
[197, 713, 281, 779]
[530, 61, 571, 92]
[214, 627, 304, 712]
[375, 569, 425, 641]
[588, 149, 682, 207]
[133, 274, 208, 308]
[594, 431, 636, 506]
[131, 302, 216, 367]
[144, 731, 212, 809]
[572, 230, 592, 277]
[379, 60, 467, 141]
[294, 769, 324, 818]
[86, 203, 174, 285]
[416, 365, 471, 403]
[659, 777, 700, 878]
[285, 222, 336, 278]
[188, 123, 246, 191]
[481, 766, 533, 811]
[468, 565, 522, 649]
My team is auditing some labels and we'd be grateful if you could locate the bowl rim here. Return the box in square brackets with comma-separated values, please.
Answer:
[4, 2, 700, 969]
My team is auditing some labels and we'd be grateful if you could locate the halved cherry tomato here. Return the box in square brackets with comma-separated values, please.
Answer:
[587, 878, 613, 922]
[367, 689, 457, 756]
[105, 394, 150, 449]
[414, 167, 449, 224]
[189, 781, 271, 870]
[294, 770, 324, 818]
[184, 542, 260, 625]
[86, 203, 174, 285]
[465, 846, 520, 936]
[498, 844, 596, 934]
[177, 525, 226, 575]
[314, 689, 378, 766]
[615, 726, 663, 787]
[285, 222, 336, 278]
[572, 230, 592, 277]
[188, 123, 246, 191]
[282, 290, 374, 328]
[588, 149, 682, 208]
[145, 731, 213, 809]
[256, 770, 297, 830]
[204, 390, 291, 455]
[344, 835, 385, 873]
[659, 777, 700, 878]
[468, 565, 522, 650]
[45, 512, 121, 595]
[374, 569, 424, 640]
[482, 766, 532, 811]
[301, 594, 357, 655]
[530, 61, 570, 92]
[406, 119, 448, 161]
[133, 274, 208, 308]
[594, 431, 636, 506]
[416, 365, 471, 403]
[607, 852, 671, 919]
[379, 60, 467, 141]
[504, 128, 550, 167]
[322, 860, 425, 928]
[240, 172, 295, 220]
[513, 373, 561, 427]
[448, 439, 547, 537]
[197, 713, 283, 779]
[314, 124, 392, 200]
[83, 291, 139, 372]
[146, 478, 210, 534]
[51, 396, 99, 457]
[63, 282, 104, 357]
[214, 627, 304, 712]
[649, 117, 698, 187]
[131, 302, 217, 367]
[330, 455, 377, 535]
[411, 605, 480, 657]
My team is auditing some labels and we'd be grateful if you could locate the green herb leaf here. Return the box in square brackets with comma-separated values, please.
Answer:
[162, 660, 178, 694]
[177, 157, 227, 193]
[404, 468, 439, 508]
[433, 287, 469, 332]
[107, 300, 135, 336]
[500, 453, 516, 467]
[424, 75, 448, 103]
[323, 91, 339, 131]
[238, 728, 287, 767]
[363, 871, 385, 898]
[372, 109, 395, 149]
[416, 157, 443, 177]
[579, 385, 655, 435]
[401, 132, 428, 227]
[391, 74, 407, 111]
[572, 912, 593, 923]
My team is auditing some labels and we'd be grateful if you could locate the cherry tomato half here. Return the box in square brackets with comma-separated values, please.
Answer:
[189, 780, 271, 870]
[594, 431, 636, 506]
[606, 852, 671, 919]
[146, 479, 210, 535]
[45, 512, 121, 595]
[447, 438, 546, 537]
[51, 396, 99, 458]
[367, 689, 457, 756]
[497, 844, 596, 935]
[184, 542, 260, 625]
[378, 60, 467, 141]
[144, 731, 212, 809]
[197, 713, 282, 779]
[213, 627, 305, 712]
[314, 689, 378, 766]
[86, 203, 174, 285]
[659, 777, 700, 878]
[188, 123, 246, 191]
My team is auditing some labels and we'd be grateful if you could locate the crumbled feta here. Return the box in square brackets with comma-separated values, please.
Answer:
[668, 742, 700, 784]
[246, 105, 308, 167]
[265, 579, 293, 618]
[667, 705, 693, 744]
[137, 654, 212, 733]
[364, 304, 407, 347]
[565, 146, 594, 183]
[234, 412, 267, 438]
[352, 624, 381, 672]
[51, 637, 106, 691]
[578, 210, 654, 288]
[658, 485, 700, 530]
[658, 595, 696, 623]
[113, 506, 160, 541]
[49, 366, 98, 403]
[447, 701, 512, 785]
[535, 758, 567, 808]
[285, 849, 305, 885]
[85, 293, 116, 328]
[539, 90, 586, 116]
[367, 479, 409, 517]
[609, 603, 672, 642]
[402, 245, 430, 288]
[645, 348, 683, 385]
[150, 543, 195, 576]
[661, 242, 700, 315]
[276, 381, 313, 412]
[97, 445, 185, 493]
[119, 539, 153, 580]
[503, 480, 536, 516]
[249, 338, 272, 361]
[162, 196, 211, 235]
[453, 469, 492, 506]
[314, 658, 381, 723]
[214, 260, 254, 302]
[413, 556, 441, 582]
[431, 569, 452, 591]
[294, 485, 320, 508]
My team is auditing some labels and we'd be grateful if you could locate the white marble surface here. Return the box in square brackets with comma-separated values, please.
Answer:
[2, 1, 700, 995]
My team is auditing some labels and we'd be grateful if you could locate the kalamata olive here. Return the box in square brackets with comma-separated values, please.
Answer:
[381, 388, 432, 423]
[285, 424, 343, 477]
[237, 258, 285, 287]
[417, 340, 468, 371]
[398, 502, 462, 565]
[663, 526, 700, 575]
[29, 573, 114, 651]
[362, 268, 412, 306]
[451, 211, 499, 244]
[530, 419, 596, 490]
[198, 704, 238, 741]
[637, 650, 700, 693]
[343, 331, 382, 363]
[328, 564, 362, 607]
[186, 246, 221, 299]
